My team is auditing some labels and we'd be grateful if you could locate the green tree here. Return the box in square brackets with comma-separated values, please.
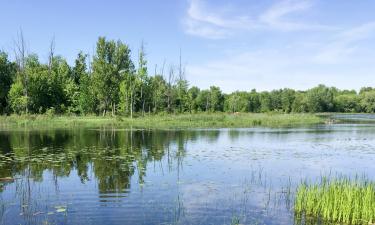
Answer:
[360, 90, 375, 113]
[248, 89, 261, 112]
[175, 79, 189, 113]
[281, 88, 296, 113]
[0, 52, 16, 113]
[8, 81, 27, 114]
[72, 51, 87, 85]
[305, 85, 334, 112]
[196, 89, 210, 112]
[260, 92, 272, 112]
[149, 75, 167, 113]
[224, 91, 249, 112]
[291, 92, 309, 113]
[135, 43, 150, 115]
[335, 94, 359, 112]
[187, 86, 200, 112]
[92, 37, 133, 116]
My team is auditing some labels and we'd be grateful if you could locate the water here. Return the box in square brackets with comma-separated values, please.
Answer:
[1, 116, 375, 224]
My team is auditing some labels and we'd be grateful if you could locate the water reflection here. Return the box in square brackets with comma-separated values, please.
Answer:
[0, 125, 375, 224]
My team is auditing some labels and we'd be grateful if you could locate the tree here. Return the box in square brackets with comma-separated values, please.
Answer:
[224, 91, 249, 112]
[14, 30, 29, 114]
[92, 37, 133, 116]
[360, 90, 375, 113]
[305, 85, 334, 112]
[196, 89, 210, 112]
[175, 79, 189, 113]
[281, 88, 296, 113]
[291, 92, 308, 113]
[8, 81, 26, 114]
[78, 72, 97, 114]
[187, 86, 200, 112]
[248, 89, 261, 112]
[150, 75, 167, 113]
[165, 66, 176, 113]
[135, 42, 149, 115]
[209, 86, 223, 112]
[0, 52, 16, 113]
[72, 51, 87, 85]
[260, 92, 272, 112]
[335, 94, 359, 113]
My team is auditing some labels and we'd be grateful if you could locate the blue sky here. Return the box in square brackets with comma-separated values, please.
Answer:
[1, 0, 375, 93]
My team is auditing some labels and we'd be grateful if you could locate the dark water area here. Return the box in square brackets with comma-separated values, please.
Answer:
[1, 116, 375, 224]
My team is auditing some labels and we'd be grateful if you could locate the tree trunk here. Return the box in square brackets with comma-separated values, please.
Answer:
[130, 91, 133, 119]
[142, 100, 145, 116]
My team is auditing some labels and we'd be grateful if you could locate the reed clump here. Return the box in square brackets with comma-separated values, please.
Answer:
[294, 177, 375, 225]
[0, 113, 322, 129]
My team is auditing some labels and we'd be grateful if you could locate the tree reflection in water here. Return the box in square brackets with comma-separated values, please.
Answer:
[0, 128, 221, 224]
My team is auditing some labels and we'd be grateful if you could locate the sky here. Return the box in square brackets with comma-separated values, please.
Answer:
[1, 0, 375, 93]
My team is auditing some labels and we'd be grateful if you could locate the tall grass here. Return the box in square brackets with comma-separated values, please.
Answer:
[294, 177, 375, 225]
[0, 113, 322, 129]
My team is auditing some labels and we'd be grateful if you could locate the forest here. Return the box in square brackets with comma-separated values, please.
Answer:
[1, 35, 375, 117]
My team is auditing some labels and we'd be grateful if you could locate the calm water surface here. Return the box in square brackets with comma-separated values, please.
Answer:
[1, 116, 375, 224]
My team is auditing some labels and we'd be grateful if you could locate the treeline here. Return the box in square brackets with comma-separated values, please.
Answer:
[1, 36, 375, 116]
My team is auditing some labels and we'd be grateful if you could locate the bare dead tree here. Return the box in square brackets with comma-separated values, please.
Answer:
[48, 36, 55, 76]
[138, 41, 147, 116]
[178, 48, 183, 81]
[166, 66, 175, 113]
[14, 30, 28, 114]
[177, 49, 187, 112]
[161, 59, 166, 77]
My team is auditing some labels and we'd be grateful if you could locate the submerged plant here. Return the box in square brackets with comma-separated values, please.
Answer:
[294, 176, 375, 225]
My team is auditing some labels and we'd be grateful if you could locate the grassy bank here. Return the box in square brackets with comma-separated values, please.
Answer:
[295, 177, 375, 225]
[0, 113, 323, 129]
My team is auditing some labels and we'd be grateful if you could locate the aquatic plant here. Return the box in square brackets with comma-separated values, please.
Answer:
[294, 177, 375, 225]
[0, 113, 322, 130]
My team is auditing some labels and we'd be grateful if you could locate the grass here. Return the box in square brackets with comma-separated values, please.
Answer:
[294, 176, 375, 225]
[0, 113, 323, 129]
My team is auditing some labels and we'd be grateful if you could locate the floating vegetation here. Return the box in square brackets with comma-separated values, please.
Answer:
[294, 176, 375, 225]
[55, 205, 67, 213]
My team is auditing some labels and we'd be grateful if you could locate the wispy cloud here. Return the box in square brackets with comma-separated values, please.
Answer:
[259, 0, 329, 31]
[183, 0, 328, 39]
[183, 1, 375, 92]
[187, 47, 375, 92]
[314, 22, 375, 63]
[184, 0, 255, 39]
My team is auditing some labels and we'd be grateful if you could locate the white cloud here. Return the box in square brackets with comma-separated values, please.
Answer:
[187, 50, 311, 91]
[184, 0, 256, 39]
[186, 45, 375, 92]
[183, 0, 329, 39]
[183, 1, 375, 92]
[314, 22, 375, 63]
[259, 0, 329, 31]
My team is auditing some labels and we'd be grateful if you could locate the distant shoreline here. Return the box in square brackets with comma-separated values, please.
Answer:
[0, 113, 323, 129]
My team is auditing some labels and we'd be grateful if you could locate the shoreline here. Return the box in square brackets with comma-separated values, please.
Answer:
[0, 113, 323, 129]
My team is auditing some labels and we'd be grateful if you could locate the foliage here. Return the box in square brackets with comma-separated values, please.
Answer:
[0, 52, 16, 114]
[92, 37, 133, 115]
[295, 177, 375, 225]
[0, 36, 375, 116]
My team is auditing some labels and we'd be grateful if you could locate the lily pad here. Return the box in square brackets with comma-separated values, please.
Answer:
[56, 208, 66, 213]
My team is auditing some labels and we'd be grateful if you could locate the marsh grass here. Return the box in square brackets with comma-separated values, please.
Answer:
[0, 113, 322, 129]
[294, 176, 375, 225]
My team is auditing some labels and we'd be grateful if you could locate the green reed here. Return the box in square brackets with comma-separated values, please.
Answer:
[0, 113, 322, 129]
[294, 177, 375, 225]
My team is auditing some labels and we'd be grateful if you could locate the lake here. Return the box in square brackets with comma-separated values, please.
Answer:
[1, 115, 375, 224]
